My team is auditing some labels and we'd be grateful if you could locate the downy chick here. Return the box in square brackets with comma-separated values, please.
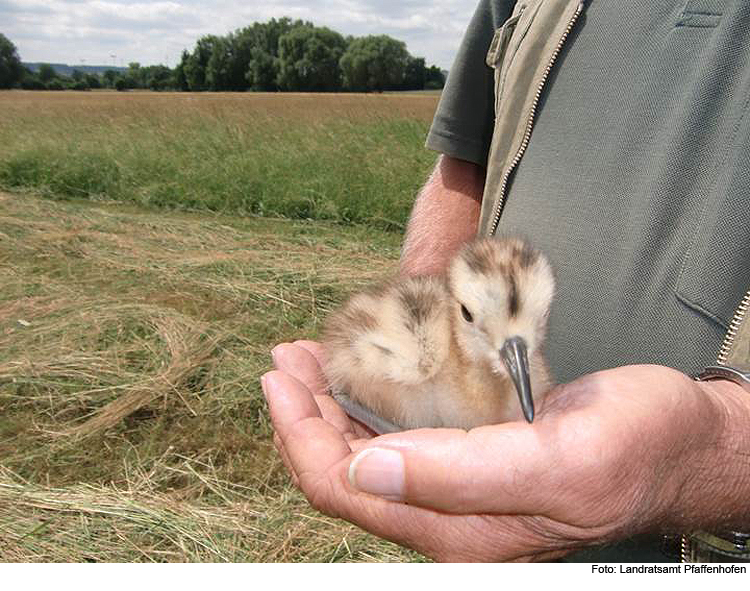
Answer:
[321, 237, 555, 431]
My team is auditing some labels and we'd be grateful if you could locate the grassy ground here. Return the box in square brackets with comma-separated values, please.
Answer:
[0, 90, 440, 561]
[0, 190, 426, 561]
[5, 196, 442, 565]
[0, 91, 438, 230]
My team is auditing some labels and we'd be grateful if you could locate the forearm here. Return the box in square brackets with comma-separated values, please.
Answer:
[399, 155, 485, 276]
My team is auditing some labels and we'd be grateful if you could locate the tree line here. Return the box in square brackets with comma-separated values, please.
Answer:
[0, 19, 445, 92]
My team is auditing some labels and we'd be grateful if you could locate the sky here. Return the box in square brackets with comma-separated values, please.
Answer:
[1, 0, 476, 70]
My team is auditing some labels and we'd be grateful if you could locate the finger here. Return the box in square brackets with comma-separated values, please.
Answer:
[293, 340, 327, 367]
[286, 341, 380, 438]
[263, 371, 421, 539]
[286, 342, 378, 438]
[273, 342, 364, 438]
[272, 342, 328, 397]
[345, 424, 555, 515]
[263, 371, 439, 549]
[264, 370, 569, 560]
[349, 418, 379, 440]
[262, 370, 322, 438]
[316, 394, 360, 437]
[273, 431, 300, 487]
[263, 370, 352, 491]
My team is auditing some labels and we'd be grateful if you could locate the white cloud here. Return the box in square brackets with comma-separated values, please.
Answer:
[1, 0, 476, 69]
[87, 1, 187, 21]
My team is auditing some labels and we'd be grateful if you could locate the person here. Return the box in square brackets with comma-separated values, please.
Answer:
[262, 0, 750, 562]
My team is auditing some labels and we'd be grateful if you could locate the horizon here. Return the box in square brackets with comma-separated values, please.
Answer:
[2, 1, 473, 71]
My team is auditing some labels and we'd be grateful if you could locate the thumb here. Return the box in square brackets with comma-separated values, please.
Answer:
[346, 425, 555, 515]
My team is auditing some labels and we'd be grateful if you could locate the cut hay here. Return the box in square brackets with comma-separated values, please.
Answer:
[0, 190, 415, 562]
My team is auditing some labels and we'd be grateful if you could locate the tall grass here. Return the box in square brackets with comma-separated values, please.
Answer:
[0, 91, 439, 230]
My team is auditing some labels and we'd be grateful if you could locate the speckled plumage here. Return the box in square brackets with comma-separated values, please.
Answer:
[322, 237, 556, 430]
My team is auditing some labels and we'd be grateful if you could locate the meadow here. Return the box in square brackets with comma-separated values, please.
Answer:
[0, 91, 439, 229]
[0, 90, 439, 561]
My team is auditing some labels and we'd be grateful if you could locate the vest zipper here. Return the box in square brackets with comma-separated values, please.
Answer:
[717, 289, 750, 365]
[680, 289, 750, 562]
[489, 1, 586, 236]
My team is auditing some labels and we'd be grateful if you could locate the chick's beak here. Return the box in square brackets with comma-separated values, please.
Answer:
[500, 336, 534, 423]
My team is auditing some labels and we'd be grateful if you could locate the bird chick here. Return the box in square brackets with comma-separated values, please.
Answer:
[321, 237, 555, 431]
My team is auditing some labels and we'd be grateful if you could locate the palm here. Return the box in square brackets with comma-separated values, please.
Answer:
[264, 340, 721, 561]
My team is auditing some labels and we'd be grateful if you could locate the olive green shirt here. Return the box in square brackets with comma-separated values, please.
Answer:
[427, 0, 750, 562]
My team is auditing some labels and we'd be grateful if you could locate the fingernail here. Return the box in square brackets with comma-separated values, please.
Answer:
[271, 347, 279, 366]
[348, 447, 405, 501]
[260, 373, 269, 396]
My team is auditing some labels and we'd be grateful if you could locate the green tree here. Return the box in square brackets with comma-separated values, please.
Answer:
[262, 17, 305, 52]
[142, 65, 174, 91]
[425, 65, 445, 90]
[102, 69, 119, 88]
[84, 73, 102, 89]
[242, 18, 308, 91]
[402, 56, 426, 90]
[277, 25, 347, 91]
[174, 51, 189, 90]
[247, 46, 278, 91]
[205, 37, 230, 90]
[175, 17, 424, 94]
[20, 66, 44, 90]
[183, 35, 220, 91]
[127, 62, 144, 88]
[38, 63, 57, 83]
[339, 35, 409, 92]
[206, 34, 253, 91]
[0, 33, 22, 88]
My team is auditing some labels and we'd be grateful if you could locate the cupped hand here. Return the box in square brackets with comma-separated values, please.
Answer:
[261, 341, 739, 562]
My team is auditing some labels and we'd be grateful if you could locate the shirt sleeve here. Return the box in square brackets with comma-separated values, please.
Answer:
[426, 0, 517, 167]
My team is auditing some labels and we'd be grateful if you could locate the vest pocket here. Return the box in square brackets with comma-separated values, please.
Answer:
[675, 188, 750, 329]
[485, 11, 524, 69]
[676, 1, 726, 28]
[675, 88, 750, 329]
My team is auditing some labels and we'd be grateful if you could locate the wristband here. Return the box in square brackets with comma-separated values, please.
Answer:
[680, 365, 750, 562]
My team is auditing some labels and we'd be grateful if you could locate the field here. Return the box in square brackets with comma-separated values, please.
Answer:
[0, 90, 439, 561]
[0, 91, 439, 230]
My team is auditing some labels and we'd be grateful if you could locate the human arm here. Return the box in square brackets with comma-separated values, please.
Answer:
[399, 0, 516, 277]
[262, 341, 750, 562]
[399, 155, 485, 276]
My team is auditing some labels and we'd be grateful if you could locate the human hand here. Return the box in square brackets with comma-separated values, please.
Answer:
[261, 341, 749, 562]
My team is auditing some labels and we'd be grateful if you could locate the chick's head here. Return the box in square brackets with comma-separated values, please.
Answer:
[447, 238, 555, 376]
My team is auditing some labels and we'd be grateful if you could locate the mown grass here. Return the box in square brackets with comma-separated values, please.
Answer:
[0, 191, 425, 562]
[0, 91, 439, 230]
[0, 91, 438, 561]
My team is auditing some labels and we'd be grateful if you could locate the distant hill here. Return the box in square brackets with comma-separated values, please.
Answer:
[23, 63, 127, 76]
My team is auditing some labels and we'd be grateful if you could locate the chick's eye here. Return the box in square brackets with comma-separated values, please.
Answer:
[460, 304, 473, 323]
